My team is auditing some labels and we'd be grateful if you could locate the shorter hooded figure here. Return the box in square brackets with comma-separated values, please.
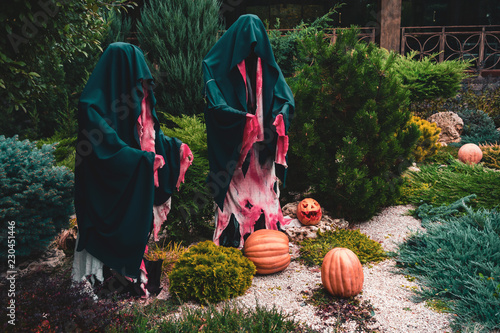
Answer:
[203, 15, 295, 249]
[72, 42, 192, 295]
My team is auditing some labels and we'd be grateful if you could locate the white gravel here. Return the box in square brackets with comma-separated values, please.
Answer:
[163, 205, 453, 332]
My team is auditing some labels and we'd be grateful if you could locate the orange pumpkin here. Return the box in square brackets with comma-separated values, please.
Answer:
[243, 229, 290, 275]
[297, 198, 322, 226]
[458, 143, 483, 165]
[321, 247, 364, 297]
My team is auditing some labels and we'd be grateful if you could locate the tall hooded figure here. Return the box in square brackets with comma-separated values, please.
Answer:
[72, 42, 193, 293]
[203, 15, 295, 249]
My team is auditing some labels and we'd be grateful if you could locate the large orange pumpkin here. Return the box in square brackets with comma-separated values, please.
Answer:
[321, 247, 364, 297]
[297, 198, 322, 226]
[458, 143, 483, 165]
[243, 229, 290, 275]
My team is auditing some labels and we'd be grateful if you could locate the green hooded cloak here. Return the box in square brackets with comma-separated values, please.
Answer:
[75, 42, 181, 278]
[203, 14, 295, 210]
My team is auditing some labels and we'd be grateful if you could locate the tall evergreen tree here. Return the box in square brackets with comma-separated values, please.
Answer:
[137, 0, 223, 117]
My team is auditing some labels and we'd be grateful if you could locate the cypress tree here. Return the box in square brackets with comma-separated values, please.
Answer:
[137, 0, 223, 117]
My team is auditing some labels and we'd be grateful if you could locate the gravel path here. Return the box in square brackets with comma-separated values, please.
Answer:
[164, 205, 452, 332]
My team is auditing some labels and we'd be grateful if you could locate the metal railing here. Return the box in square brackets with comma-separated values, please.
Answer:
[401, 25, 500, 73]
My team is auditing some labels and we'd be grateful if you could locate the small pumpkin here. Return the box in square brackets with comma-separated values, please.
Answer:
[321, 247, 364, 298]
[243, 229, 290, 275]
[297, 198, 322, 226]
[458, 143, 483, 165]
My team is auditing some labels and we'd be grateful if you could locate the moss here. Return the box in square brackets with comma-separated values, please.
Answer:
[168, 241, 256, 304]
[298, 229, 388, 267]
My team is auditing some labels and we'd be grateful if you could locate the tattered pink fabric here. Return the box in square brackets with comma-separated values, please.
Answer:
[213, 58, 290, 249]
[136, 85, 193, 294]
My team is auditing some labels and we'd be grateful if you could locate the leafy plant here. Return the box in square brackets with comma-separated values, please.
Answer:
[410, 115, 441, 162]
[304, 287, 377, 332]
[0, 135, 74, 258]
[169, 240, 256, 304]
[0, 268, 133, 332]
[397, 204, 500, 331]
[398, 159, 500, 209]
[0, 0, 131, 139]
[299, 229, 387, 267]
[287, 28, 420, 221]
[480, 143, 500, 170]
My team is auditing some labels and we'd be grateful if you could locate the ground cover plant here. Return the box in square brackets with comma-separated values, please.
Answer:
[399, 159, 500, 209]
[396, 202, 500, 332]
[299, 229, 387, 267]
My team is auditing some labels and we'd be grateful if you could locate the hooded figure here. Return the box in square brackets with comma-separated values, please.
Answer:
[72, 42, 192, 290]
[203, 15, 294, 248]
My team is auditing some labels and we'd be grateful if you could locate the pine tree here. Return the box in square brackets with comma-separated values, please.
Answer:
[0, 135, 74, 258]
[137, 0, 223, 117]
[288, 29, 420, 222]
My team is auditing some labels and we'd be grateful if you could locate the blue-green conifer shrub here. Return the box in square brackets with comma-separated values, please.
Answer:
[0, 135, 74, 258]
[169, 241, 256, 304]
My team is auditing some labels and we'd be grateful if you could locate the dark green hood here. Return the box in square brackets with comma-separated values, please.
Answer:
[75, 42, 181, 278]
[203, 14, 295, 209]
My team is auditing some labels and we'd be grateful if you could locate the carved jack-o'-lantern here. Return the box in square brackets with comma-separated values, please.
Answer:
[297, 198, 322, 226]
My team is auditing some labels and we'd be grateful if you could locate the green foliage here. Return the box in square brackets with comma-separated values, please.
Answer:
[393, 51, 471, 102]
[0, 135, 74, 258]
[0, 0, 131, 139]
[36, 135, 77, 172]
[137, 0, 222, 118]
[456, 109, 500, 146]
[101, 8, 132, 50]
[399, 159, 500, 209]
[480, 143, 500, 170]
[153, 302, 312, 333]
[409, 79, 500, 124]
[413, 194, 477, 228]
[160, 114, 214, 241]
[169, 241, 256, 304]
[397, 205, 500, 331]
[410, 116, 441, 162]
[287, 28, 420, 221]
[304, 288, 376, 332]
[299, 229, 387, 267]
[268, 6, 341, 77]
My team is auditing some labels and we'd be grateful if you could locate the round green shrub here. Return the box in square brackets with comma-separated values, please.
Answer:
[0, 135, 74, 258]
[299, 229, 387, 267]
[168, 241, 256, 304]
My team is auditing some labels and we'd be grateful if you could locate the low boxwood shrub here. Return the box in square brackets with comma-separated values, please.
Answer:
[299, 229, 387, 267]
[0, 135, 74, 258]
[168, 240, 256, 304]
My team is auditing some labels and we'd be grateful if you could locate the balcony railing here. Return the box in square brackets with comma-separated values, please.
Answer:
[401, 25, 500, 74]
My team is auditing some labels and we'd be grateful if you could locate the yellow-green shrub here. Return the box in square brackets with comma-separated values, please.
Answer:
[480, 143, 500, 170]
[410, 116, 441, 162]
[168, 241, 255, 304]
